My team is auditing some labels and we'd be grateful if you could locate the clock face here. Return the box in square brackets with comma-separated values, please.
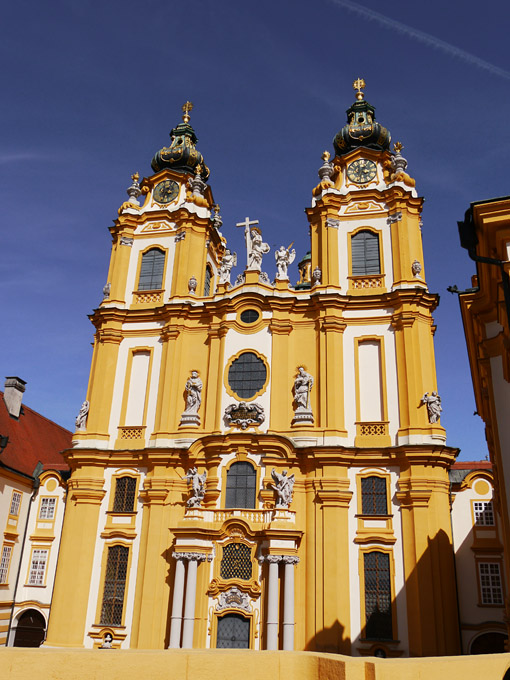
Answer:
[346, 159, 377, 184]
[153, 179, 179, 204]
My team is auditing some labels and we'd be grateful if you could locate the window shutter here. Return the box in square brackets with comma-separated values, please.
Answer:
[351, 231, 380, 276]
[138, 249, 165, 290]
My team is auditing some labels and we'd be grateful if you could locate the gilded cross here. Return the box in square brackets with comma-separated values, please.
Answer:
[353, 77, 365, 100]
[182, 101, 193, 123]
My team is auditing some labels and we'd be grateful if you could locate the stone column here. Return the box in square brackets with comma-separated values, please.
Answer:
[181, 553, 207, 649]
[282, 556, 299, 650]
[168, 554, 186, 648]
[265, 556, 282, 650]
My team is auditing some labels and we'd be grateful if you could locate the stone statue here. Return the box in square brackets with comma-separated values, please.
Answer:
[275, 245, 296, 281]
[188, 276, 197, 295]
[185, 467, 206, 507]
[100, 633, 113, 649]
[102, 282, 111, 300]
[184, 371, 202, 413]
[247, 227, 270, 271]
[421, 391, 442, 423]
[75, 400, 89, 430]
[180, 371, 203, 427]
[312, 266, 322, 286]
[270, 468, 295, 508]
[292, 367, 314, 424]
[219, 250, 237, 285]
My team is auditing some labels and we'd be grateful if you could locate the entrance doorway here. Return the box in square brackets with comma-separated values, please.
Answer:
[13, 609, 46, 647]
[216, 613, 250, 648]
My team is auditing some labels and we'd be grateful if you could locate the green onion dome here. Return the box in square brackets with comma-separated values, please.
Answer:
[333, 79, 391, 157]
[151, 102, 210, 180]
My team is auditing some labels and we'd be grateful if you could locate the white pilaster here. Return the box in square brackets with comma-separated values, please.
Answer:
[181, 553, 207, 649]
[282, 556, 299, 650]
[168, 554, 186, 648]
[265, 555, 281, 650]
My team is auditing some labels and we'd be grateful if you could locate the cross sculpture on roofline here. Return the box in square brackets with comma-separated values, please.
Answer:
[235, 216, 269, 272]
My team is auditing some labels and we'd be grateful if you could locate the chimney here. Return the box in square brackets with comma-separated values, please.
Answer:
[4, 377, 26, 418]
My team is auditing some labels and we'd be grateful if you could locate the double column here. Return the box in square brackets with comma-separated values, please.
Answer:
[264, 555, 299, 650]
[169, 552, 210, 649]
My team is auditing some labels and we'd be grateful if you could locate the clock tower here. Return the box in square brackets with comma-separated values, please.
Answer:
[46, 84, 460, 657]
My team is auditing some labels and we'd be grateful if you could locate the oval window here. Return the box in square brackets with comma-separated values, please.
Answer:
[227, 352, 267, 399]
[240, 309, 259, 324]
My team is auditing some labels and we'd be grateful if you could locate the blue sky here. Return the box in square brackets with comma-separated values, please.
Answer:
[2, 0, 509, 459]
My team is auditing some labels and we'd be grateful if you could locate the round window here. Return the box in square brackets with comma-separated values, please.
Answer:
[240, 309, 259, 324]
[227, 352, 267, 399]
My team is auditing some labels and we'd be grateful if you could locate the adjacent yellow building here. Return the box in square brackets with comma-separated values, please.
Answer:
[45, 83, 461, 656]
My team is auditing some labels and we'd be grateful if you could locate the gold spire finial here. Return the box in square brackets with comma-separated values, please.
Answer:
[393, 141, 403, 153]
[213, 203, 220, 215]
[353, 77, 365, 101]
[182, 101, 193, 123]
[321, 150, 331, 162]
[131, 172, 139, 182]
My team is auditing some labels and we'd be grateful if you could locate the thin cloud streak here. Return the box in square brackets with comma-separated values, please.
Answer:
[330, 0, 510, 81]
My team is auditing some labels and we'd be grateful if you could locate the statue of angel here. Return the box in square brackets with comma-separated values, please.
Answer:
[247, 227, 270, 271]
[219, 249, 237, 285]
[275, 244, 296, 281]
[185, 467, 207, 507]
[270, 468, 295, 508]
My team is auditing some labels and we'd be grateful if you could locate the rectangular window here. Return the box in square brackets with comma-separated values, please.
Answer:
[0, 544, 13, 584]
[364, 551, 393, 640]
[474, 501, 495, 526]
[100, 546, 129, 626]
[112, 477, 137, 513]
[28, 549, 48, 585]
[10, 491, 22, 516]
[479, 562, 503, 605]
[39, 497, 56, 520]
[361, 476, 388, 515]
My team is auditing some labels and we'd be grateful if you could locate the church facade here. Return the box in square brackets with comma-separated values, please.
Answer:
[45, 83, 461, 656]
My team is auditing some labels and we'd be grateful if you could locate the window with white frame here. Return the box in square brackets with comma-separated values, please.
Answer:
[28, 549, 49, 586]
[478, 562, 503, 605]
[474, 501, 495, 526]
[0, 544, 13, 584]
[39, 497, 56, 520]
[10, 491, 22, 516]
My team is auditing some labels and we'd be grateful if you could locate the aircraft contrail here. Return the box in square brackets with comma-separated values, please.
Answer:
[330, 0, 510, 81]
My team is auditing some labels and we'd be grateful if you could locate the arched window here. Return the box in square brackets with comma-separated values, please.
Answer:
[112, 477, 137, 513]
[225, 462, 256, 509]
[364, 551, 393, 640]
[351, 230, 380, 276]
[138, 248, 165, 290]
[204, 264, 213, 296]
[100, 545, 129, 626]
[361, 476, 388, 515]
[216, 613, 250, 648]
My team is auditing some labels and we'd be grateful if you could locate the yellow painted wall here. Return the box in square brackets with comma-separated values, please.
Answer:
[1, 648, 510, 680]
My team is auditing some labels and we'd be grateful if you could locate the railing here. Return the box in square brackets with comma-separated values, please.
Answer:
[117, 426, 146, 440]
[348, 274, 385, 289]
[133, 290, 163, 304]
[356, 422, 389, 436]
[183, 507, 295, 524]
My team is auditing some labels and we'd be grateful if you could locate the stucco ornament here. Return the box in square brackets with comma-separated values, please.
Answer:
[75, 400, 89, 430]
[270, 468, 295, 508]
[292, 367, 314, 424]
[412, 259, 422, 278]
[275, 245, 296, 281]
[100, 632, 113, 649]
[421, 391, 442, 423]
[102, 282, 111, 300]
[185, 467, 207, 507]
[218, 250, 237, 285]
[127, 172, 141, 205]
[312, 266, 322, 286]
[216, 587, 252, 613]
[224, 402, 265, 429]
[180, 371, 203, 427]
[188, 276, 197, 295]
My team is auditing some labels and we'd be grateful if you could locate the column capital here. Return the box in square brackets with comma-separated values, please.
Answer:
[282, 555, 300, 565]
[173, 551, 212, 562]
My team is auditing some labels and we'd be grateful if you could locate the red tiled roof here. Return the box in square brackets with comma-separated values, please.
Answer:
[451, 460, 492, 470]
[0, 391, 71, 479]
